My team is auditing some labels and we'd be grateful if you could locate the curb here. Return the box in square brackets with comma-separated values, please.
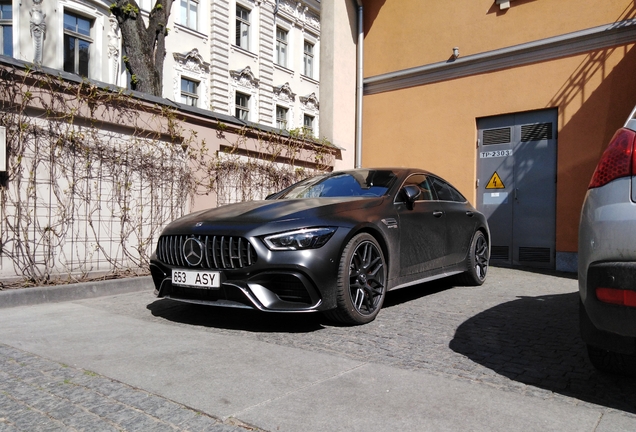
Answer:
[0, 276, 154, 309]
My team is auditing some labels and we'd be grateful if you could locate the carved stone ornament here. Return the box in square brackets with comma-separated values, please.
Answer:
[230, 66, 259, 89]
[300, 92, 319, 110]
[30, 0, 46, 65]
[276, 0, 320, 31]
[278, 0, 296, 16]
[273, 82, 296, 102]
[107, 17, 121, 84]
[305, 11, 320, 31]
[173, 48, 210, 74]
[107, 17, 120, 60]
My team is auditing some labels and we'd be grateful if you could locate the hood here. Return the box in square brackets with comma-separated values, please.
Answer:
[163, 197, 384, 233]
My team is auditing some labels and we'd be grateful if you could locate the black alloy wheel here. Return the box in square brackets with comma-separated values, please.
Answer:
[326, 233, 387, 325]
[456, 230, 489, 286]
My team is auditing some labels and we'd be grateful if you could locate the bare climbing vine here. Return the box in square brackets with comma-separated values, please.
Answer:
[0, 64, 334, 288]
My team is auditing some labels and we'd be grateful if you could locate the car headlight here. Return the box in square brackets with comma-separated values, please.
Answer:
[263, 227, 337, 251]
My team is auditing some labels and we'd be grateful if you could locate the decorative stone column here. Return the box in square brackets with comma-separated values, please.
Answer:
[30, 0, 46, 66]
[107, 17, 121, 85]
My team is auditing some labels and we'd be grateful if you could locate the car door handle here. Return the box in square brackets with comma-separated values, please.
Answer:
[466, 211, 474, 217]
[433, 211, 444, 218]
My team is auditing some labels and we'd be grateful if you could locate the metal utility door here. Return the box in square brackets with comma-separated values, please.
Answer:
[476, 110, 557, 269]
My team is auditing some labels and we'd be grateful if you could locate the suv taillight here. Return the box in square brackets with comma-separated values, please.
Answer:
[588, 128, 636, 189]
[596, 287, 636, 307]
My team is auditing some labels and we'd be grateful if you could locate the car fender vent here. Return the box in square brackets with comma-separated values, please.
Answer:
[252, 273, 313, 304]
[157, 235, 257, 270]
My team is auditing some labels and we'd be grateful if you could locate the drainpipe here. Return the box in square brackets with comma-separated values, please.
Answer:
[354, 0, 364, 168]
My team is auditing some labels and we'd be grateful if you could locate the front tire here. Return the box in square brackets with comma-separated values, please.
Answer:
[456, 230, 489, 286]
[325, 233, 387, 325]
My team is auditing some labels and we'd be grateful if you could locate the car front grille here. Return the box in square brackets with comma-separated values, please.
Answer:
[156, 235, 257, 270]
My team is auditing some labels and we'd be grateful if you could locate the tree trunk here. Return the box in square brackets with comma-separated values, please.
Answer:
[110, 0, 174, 97]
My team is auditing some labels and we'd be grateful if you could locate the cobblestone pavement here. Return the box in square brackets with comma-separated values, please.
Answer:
[3, 266, 636, 430]
[0, 345, 259, 432]
[133, 267, 635, 415]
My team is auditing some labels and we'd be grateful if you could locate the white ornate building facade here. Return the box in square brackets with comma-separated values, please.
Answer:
[4, 0, 320, 135]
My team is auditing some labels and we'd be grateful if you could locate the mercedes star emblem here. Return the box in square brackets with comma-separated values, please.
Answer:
[183, 237, 204, 266]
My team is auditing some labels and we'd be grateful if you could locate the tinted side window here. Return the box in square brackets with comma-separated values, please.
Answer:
[430, 177, 466, 202]
[448, 184, 467, 202]
[396, 174, 434, 202]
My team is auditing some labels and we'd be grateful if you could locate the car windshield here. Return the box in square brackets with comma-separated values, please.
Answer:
[277, 170, 398, 199]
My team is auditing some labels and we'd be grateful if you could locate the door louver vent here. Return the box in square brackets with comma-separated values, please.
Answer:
[521, 123, 552, 142]
[518, 247, 551, 263]
[490, 246, 509, 261]
[483, 127, 511, 145]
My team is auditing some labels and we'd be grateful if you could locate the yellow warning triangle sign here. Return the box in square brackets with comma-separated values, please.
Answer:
[485, 172, 505, 189]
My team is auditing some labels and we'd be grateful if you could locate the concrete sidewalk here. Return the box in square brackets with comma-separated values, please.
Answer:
[0, 276, 153, 309]
[0, 273, 635, 431]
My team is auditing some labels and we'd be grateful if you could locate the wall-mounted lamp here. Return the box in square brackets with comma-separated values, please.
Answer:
[452, 47, 459, 59]
[496, 0, 511, 9]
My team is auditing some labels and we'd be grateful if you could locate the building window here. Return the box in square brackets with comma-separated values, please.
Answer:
[235, 92, 250, 120]
[139, 0, 156, 12]
[303, 114, 314, 135]
[180, 78, 198, 107]
[0, 2, 12, 57]
[180, 0, 198, 30]
[236, 5, 250, 50]
[276, 106, 288, 129]
[275, 27, 287, 67]
[63, 11, 92, 77]
[303, 41, 314, 78]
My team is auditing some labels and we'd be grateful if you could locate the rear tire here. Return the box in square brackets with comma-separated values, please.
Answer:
[455, 231, 489, 286]
[587, 344, 636, 377]
[325, 233, 387, 325]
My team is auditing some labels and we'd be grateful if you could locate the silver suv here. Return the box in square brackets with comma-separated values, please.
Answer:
[579, 107, 636, 375]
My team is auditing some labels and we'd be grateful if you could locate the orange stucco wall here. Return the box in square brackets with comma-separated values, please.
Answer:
[363, 0, 636, 77]
[360, 0, 636, 253]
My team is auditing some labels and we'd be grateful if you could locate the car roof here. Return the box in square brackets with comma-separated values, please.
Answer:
[333, 167, 431, 176]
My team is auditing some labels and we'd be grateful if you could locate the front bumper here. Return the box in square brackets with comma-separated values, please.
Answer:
[149, 229, 348, 312]
[151, 263, 329, 312]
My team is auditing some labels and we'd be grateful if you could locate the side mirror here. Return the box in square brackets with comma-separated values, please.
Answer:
[402, 185, 421, 209]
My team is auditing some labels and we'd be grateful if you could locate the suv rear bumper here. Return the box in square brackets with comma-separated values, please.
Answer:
[580, 262, 636, 354]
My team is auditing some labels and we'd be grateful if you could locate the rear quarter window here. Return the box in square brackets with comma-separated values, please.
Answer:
[430, 177, 466, 202]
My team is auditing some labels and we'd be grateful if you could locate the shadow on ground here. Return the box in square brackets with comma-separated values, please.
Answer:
[147, 299, 326, 333]
[144, 276, 636, 413]
[449, 292, 636, 414]
[147, 278, 453, 332]
[383, 278, 456, 308]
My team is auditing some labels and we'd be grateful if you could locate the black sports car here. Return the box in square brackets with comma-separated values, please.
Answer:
[150, 168, 490, 324]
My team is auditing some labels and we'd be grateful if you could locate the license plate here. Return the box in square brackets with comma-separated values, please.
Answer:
[172, 269, 221, 289]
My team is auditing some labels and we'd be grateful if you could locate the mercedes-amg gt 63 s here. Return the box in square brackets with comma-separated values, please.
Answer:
[150, 168, 490, 325]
